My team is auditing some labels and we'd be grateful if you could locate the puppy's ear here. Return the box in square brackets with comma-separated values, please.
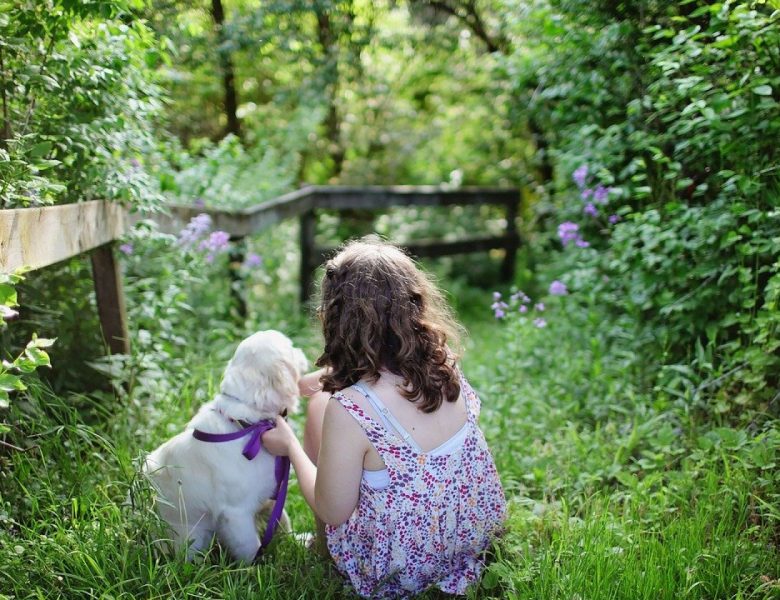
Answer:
[269, 359, 300, 414]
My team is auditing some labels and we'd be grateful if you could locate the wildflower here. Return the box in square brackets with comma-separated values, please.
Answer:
[581, 188, 593, 200]
[178, 213, 213, 248]
[558, 221, 579, 245]
[491, 292, 509, 319]
[519, 305, 528, 313]
[119, 243, 134, 255]
[558, 221, 587, 247]
[573, 165, 588, 188]
[510, 290, 530, 304]
[1, 305, 19, 320]
[200, 230, 230, 254]
[593, 185, 610, 204]
[243, 252, 263, 268]
[583, 202, 598, 217]
[491, 300, 509, 319]
[535, 302, 545, 311]
[130, 158, 140, 169]
[609, 214, 620, 224]
[549, 280, 568, 296]
[533, 318, 547, 328]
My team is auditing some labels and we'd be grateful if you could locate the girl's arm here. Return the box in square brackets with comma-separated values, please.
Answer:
[262, 399, 365, 526]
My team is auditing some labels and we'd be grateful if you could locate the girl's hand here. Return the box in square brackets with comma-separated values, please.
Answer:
[261, 416, 298, 457]
[298, 368, 326, 397]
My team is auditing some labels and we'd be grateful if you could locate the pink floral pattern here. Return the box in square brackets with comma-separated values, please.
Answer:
[326, 373, 507, 598]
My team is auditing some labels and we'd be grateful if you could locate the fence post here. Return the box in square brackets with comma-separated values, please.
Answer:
[228, 236, 247, 318]
[90, 242, 130, 354]
[500, 196, 519, 282]
[299, 209, 317, 304]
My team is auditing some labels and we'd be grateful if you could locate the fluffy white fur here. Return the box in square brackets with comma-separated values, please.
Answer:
[144, 330, 307, 562]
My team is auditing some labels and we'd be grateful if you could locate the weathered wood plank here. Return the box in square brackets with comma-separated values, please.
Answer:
[146, 186, 517, 237]
[147, 187, 316, 237]
[91, 243, 130, 355]
[0, 201, 127, 273]
[312, 186, 518, 210]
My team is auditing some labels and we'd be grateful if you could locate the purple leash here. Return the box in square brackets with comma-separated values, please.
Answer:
[192, 418, 290, 553]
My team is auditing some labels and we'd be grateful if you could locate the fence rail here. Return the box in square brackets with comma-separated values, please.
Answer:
[1, 185, 520, 355]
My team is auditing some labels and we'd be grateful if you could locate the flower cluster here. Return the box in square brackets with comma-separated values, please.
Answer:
[178, 213, 213, 249]
[558, 222, 589, 248]
[177, 213, 231, 263]
[199, 231, 230, 263]
[553, 165, 625, 250]
[492, 283, 570, 328]
[566, 164, 620, 237]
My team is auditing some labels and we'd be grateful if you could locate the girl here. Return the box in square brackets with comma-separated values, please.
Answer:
[262, 239, 506, 598]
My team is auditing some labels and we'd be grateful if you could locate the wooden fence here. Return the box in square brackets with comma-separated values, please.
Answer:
[1, 186, 519, 354]
[152, 185, 520, 302]
[0, 200, 129, 354]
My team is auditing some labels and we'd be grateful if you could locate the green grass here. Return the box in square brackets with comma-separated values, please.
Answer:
[1, 272, 779, 599]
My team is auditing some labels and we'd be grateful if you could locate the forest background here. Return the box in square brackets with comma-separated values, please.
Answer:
[0, 1, 779, 598]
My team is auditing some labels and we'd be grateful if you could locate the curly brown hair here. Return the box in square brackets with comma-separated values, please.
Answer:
[315, 238, 464, 413]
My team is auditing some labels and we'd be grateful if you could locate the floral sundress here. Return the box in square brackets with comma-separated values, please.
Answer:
[325, 372, 507, 598]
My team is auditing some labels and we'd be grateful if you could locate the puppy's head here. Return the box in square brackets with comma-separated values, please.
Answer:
[220, 330, 307, 418]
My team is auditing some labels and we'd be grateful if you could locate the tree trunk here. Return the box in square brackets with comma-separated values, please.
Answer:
[316, 8, 345, 180]
[211, 0, 241, 138]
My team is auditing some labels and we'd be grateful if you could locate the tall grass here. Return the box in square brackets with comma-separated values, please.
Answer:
[1, 263, 778, 599]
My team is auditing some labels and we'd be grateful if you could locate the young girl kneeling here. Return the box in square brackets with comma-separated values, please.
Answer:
[262, 239, 506, 598]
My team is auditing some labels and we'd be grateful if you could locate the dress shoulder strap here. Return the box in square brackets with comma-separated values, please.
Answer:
[352, 382, 424, 453]
[458, 369, 481, 422]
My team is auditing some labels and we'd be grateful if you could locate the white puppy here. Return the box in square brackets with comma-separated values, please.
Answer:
[144, 330, 307, 562]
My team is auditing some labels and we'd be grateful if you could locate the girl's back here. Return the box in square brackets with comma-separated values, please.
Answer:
[325, 370, 506, 598]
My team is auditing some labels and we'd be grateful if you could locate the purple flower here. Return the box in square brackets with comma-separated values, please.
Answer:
[584, 202, 599, 217]
[558, 221, 584, 247]
[575, 238, 590, 248]
[581, 188, 593, 200]
[558, 221, 578, 244]
[609, 214, 620, 224]
[194, 197, 206, 208]
[533, 318, 547, 328]
[178, 213, 213, 248]
[549, 280, 568, 296]
[573, 165, 588, 188]
[535, 302, 545, 312]
[491, 294, 509, 318]
[200, 230, 230, 253]
[130, 158, 140, 169]
[510, 290, 530, 304]
[119, 243, 134, 255]
[243, 252, 263, 268]
[593, 185, 610, 204]
[519, 305, 528, 313]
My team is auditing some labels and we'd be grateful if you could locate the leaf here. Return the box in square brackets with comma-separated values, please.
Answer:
[0, 283, 17, 306]
[31, 337, 56, 349]
[29, 141, 52, 158]
[753, 85, 772, 96]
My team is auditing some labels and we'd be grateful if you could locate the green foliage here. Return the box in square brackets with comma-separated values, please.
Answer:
[0, 272, 54, 432]
[0, 0, 165, 209]
[508, 0, 780, 412]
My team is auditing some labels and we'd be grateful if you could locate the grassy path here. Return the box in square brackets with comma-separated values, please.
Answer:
[1, 282, 778, 599]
